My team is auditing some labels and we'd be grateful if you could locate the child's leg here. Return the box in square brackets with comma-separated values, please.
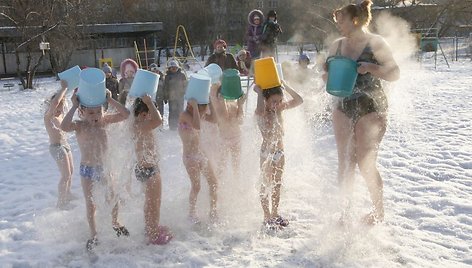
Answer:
[230, 139, 241, 179]
[81, 178, 97, 238]
[144, 173, 162, 239]
[66, 151, 74, 198]
[183, 157, 201, 218]
[202, 160, 218, 220]
[56, 155, 73, 208]
[270, 157, 285, 218]
[259, 161, 272, 222]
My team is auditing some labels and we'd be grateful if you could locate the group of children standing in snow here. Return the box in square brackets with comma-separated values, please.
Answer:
[44, 0, 399, 251]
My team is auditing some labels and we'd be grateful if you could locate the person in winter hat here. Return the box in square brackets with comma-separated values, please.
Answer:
[261, 10, 283, 58]
[236, 49, 252, 76]
[163, 59, 187, 130]
[103, 63, 119, 101]
[148, 63, 166, 116]
[118, 58, 138, 105]
[205, 39, 238, 70]
[245, 9, 264, 59]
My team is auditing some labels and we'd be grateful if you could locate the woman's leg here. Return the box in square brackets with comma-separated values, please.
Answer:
[144, 173, 162, 240]
[355, 113, 387, 224]
[332, 109, 356, 211]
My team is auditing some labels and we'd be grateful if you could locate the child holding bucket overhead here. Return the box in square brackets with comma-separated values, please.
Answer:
[325, 0, 399, 225]
[178, 74, 219, 224]
[209, 69, 246, 178]
[44, 80, 75, 210]
[61, 68, 131, 251]
[254, 57, 303, 230]
[128, 69, 172, 244]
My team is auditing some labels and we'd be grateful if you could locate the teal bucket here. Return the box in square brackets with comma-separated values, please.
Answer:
[58, 65, 81, 92]
[185, 73, 211, 104]
[77, 68, 106, 107]
[220, 69, 243, 100]
[326, 56, 358, 97]
[198, 63, 223, 84]
[129, 69, 160, 98]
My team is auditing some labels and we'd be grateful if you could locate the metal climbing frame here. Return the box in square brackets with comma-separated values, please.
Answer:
[173, 25, 203, 73]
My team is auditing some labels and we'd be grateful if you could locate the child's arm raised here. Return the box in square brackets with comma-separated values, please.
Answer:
[45, 80, 68, 119]
[254, 85, 265, 116]
[281, 81, 303, 110]
[136, 94, 162, 131]
[236, 93, 247, 125]
[204, 101, 218, 124]
[103, 89, 130, 124]
[189, 99, 202, 130]
[61, 91, 80, 132]
[209, 83, 227, 120]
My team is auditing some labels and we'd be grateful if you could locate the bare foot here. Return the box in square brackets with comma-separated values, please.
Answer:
[361, 212, 383, 225]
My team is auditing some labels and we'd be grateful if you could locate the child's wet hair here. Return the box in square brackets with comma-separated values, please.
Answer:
[134, 97, 156, 117]
[262, 86, 283, 99]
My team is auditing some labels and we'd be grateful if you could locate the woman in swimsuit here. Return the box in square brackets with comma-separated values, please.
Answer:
[324, 0, 400, 225]
[178, 99, 218, 223]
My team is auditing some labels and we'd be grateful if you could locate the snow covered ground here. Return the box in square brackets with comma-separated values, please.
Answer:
[0, 54, 471, 267]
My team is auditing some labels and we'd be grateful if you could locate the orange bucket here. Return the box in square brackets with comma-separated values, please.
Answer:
[254, 57, 281, 90]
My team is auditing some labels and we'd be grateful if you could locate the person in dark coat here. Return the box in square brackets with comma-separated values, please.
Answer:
[103, 64, 119, 101]
[163, 59, 187, 130]
[245, 9, 264, 59]
[149, 63, 166, 117]
[205, 39, 238, 70]
[261, 10, 282, 58]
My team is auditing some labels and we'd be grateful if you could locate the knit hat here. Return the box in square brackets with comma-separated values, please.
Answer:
[149, 63, 158, 71]
[237, 49, 247, 58]
[167, 59, 180, 69]
[267, 10, 277, 20]
[102, 63, 112, 74]
[214, 39, 227, 49]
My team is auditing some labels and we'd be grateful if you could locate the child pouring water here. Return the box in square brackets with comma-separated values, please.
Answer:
[61, 89, 130, 251]
[44, 80, 75, 209]
[254, 81, 303, 230]
[209, 82, 246, 179]
[132, 95, 172, 245]
[178, 99, 219, 224]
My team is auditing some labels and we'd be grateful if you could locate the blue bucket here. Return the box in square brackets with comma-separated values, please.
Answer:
[326, 56, 358, 97]
[58, 65, 81, 92]
[128, 69, 160, 98]
[77, 68, 106, 107]
[185, 73, 211, 104]
[198, 63, 223, 84]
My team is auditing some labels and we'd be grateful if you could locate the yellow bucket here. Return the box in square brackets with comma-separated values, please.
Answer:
[254, 57, 281, 90]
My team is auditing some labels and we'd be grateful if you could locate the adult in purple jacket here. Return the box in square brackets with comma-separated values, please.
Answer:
[245, 9, 264, 59]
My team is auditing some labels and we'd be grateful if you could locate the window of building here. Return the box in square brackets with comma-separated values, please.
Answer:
[256, 1, 263, 9]
[268, 0, 278, 8]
